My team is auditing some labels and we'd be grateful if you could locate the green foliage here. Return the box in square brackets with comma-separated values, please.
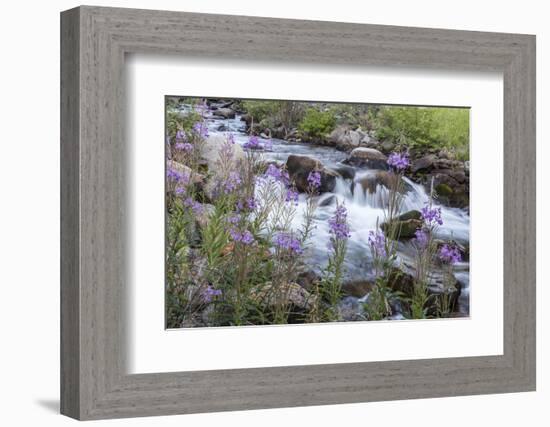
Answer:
[373, 106, 469, 159]
[166, 102, 202, 141]
[201, 205, 230, 272]
[242, 100, 280, 124]
[298, 108, 336, 141]
[242, 100, 305, 131]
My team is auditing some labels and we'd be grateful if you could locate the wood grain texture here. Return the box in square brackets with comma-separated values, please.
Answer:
[60, 6, 536, 420]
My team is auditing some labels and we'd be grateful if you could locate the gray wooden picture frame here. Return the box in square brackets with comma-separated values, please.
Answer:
[60, 5, 536, 421]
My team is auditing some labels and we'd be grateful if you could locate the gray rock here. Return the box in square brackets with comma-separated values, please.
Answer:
[411, 154, 437, 173]
[200, 134, 245, 172]
[345, 147, 388, 169]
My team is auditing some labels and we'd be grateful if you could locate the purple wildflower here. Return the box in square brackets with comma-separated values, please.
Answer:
[439, 244, 462, 264]
[414, 228, 430, 248]
[192, 121, 209, 139]
[273, 232, 303, 254]
[328, 204, 351, 240]
[183, 197, 204, 215]
[200, 284, 222, 304]
[175, 142, 193, 152]
[387, 152, 410, 171]
[421, 204, 443, 226]
[368, 229, 387, 258]
[230, 228, 255, 245]
[246, 197, 256, 210]
[167, 167, 190, 186]
[219, 136, 235, 163]
[227, 214, 241, 225]
[243, 135, 261, 150]
[240, 230, 255, 245]
[264, 164, 290, 185]
[175, 129, 187, 142]
[285, 188, 299, 205]
[224, 171, 242, 192]
[307, 170, 322, 190]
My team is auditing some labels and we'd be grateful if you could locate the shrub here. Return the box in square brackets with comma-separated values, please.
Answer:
[298, 108, 336, 141]
[243, 100, 305, 131]
[242, 100, 280, 124]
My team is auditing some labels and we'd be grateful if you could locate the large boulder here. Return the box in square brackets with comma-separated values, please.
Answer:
[327, 126, 369, 151]
[345, 147, 388, 169]
[200, 134, 245, 172]
[286, 155, 338, 193]
[410, 155, 469, 209]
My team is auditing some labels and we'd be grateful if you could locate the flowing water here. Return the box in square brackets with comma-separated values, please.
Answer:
[198, 110, 470, 315]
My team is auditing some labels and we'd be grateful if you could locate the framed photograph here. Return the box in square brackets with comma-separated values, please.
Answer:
[61, 6, 536, 420]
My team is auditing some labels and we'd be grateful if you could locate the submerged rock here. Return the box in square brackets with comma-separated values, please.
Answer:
[356, 170, 402, 194]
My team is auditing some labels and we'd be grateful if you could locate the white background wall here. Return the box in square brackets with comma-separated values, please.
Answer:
[0, 0, 546, 425]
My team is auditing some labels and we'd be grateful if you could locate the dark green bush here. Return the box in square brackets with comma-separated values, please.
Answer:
[298, 108, 336, 141]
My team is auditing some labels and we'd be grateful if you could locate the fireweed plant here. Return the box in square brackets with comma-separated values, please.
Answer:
[320, 202, 351, 321]
[437, 243, 462, 316]
[362, 152, 409, 320]
[166, 101, 324, 326]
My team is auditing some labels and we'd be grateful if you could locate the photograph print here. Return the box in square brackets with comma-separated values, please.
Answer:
[165, 97, 470, 328]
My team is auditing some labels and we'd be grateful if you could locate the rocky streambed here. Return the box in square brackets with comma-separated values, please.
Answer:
[170, 101, 471, 320]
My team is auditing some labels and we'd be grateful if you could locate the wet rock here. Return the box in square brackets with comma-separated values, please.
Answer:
[212, 107, 235, 119]
[393, 263, 462, 315]
[396, 210, 422, 221]
[332, 163, 356, 180]
[286, 154, 338, 193]
[411, 155, 437, 173]
[381, 218, 423, 239]
[356, 170, 405, 194]
[318, 194, 337, 207]
[345, 147, 388, 169]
